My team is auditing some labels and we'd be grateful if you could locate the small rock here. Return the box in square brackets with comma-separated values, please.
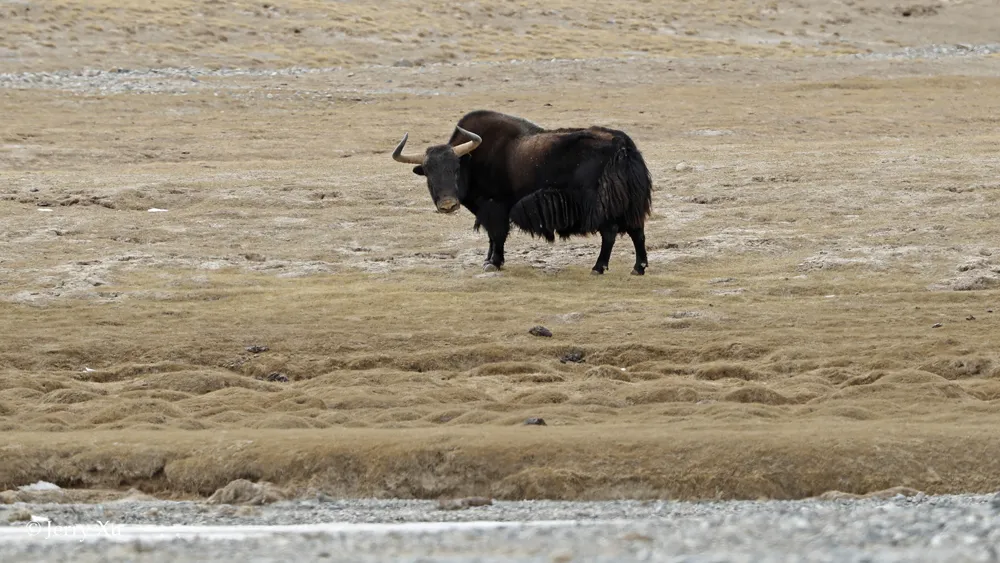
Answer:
[265, 372, 288, 383]
[865, 486, 923, 499]
[931, 323, 943, 328]
[437, 496, 494, 511]
[675, 162, 691, 172]
[236, 505, 259, 517]
[6, 509, 31, 523]
[559, 351, 585, 364]
[555, 312, 583, 323]
[206, 479, 286, 505]
[529, 325, 552, 337]
[18, 481, 60, 492]
[246, 345, 269, 353]
[966, 315, 976, 321]
[524, 417, 547, 426]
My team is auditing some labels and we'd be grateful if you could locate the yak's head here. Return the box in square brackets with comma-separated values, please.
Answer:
[391, 127, 482, 214]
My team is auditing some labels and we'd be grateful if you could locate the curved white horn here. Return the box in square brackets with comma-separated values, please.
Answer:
[391, 133, 424, 164]
[452, 126, 482, 157]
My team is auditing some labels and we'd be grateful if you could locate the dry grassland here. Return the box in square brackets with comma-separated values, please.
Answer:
[2, 0, 1000, 501]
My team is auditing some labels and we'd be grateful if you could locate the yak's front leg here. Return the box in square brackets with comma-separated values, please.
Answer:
[477, 200, 511, 272]
[484, 222, 509, 272]
[484, 239, 495, 267]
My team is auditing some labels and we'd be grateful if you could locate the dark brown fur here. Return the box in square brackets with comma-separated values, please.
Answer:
[408, 110, 653, 275]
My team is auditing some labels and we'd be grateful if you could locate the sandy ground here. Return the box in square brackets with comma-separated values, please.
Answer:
[2, 0, 1000, 502]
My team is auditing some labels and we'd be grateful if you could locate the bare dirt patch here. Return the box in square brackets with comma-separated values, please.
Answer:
[2, 0, 1000, 501]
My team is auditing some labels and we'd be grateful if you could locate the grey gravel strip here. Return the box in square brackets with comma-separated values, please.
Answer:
[2, 494, 1000, 562]
[2, 43, 999, 95]
[848, 43, 1000, 60]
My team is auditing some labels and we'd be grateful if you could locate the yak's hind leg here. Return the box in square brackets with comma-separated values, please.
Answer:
[626, 226, 648, 275]
[591, 223, 619, 275]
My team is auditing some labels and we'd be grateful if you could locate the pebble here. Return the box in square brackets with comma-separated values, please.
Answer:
[267, 372, 288, 382]
[559, 351, 585, 364]
[529, 325, 553, 337]
[436, 497, 493, 510]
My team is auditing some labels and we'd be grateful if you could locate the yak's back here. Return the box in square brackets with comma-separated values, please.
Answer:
[452, 110, 543, 146]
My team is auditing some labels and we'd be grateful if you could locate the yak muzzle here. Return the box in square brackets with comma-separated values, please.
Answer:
[436, 198, 461, 214]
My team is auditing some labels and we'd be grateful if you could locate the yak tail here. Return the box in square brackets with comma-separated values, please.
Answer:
[614, 133, 653, 230]
[509, 189, 581, 242]
[578, 132, 653, 232]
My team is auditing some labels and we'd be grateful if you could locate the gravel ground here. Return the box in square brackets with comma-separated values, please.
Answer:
[2, 494, 1000, 562]
[1, 43, 998, 96]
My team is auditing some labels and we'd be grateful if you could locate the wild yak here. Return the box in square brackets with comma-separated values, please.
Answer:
[391, 110, 653, 275]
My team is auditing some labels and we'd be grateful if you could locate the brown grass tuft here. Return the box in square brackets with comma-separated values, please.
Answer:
[40, 389, 103, 404]
[89, 399, 188, 425]
[512, 390, 571, 405]
[625, 386, 700, 405]
[722, 385, 794, 406]
[585, 366, 633, 382]
[695, 363, 766, 381]
[920, 358, 994, 380]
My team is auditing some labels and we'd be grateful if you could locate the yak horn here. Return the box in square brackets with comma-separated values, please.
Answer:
[391, 133, 424, 164]
[452, 126, 482, 157]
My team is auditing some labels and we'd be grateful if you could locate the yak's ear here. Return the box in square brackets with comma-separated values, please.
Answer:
[412, 165, 425, 176]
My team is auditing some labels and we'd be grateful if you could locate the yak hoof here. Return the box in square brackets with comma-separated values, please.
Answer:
[630, 268, 645, 276]
[483, 263, 500, 272]
[590, 269, 604, 276]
